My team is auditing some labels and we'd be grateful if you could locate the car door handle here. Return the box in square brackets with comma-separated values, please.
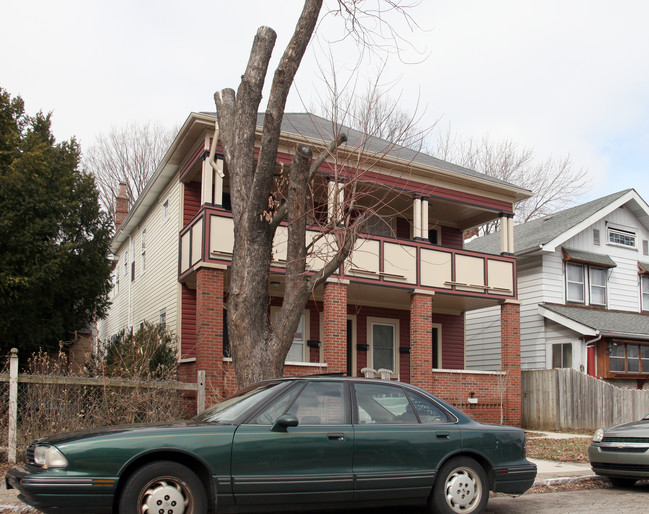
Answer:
[328, 433, 345, 441]
[436, 433, 450, 439]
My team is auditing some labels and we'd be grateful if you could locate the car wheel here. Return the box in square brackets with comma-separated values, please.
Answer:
[119, 460, 207, 514]
[608, 476, 637, 488]
[430, 456, 489, 514]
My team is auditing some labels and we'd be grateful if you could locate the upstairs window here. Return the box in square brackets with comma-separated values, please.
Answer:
[642, 275, 649, 312]
[608, 227, 636, 248]
[141, 228, 147, 273]
[589, 267, 607, 306]
[566, 263, 585, 303]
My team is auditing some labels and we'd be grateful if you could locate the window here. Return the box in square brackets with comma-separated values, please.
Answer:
[279, 312, 306, 363]
[609, 343, 649, 374]
[369, 318, 398, 372]
[566, 263, 608, 305]
[141, 229, 146, 273]
[159, 308, 166, 327]
[608, 227, 636, 248]
[365, 214, 394, 238]
[566, 263, 585, 303]
[589, 267, 607, 306]
[644, 240, 649, 256]
[123, 251, 129, 279]
[552, 343, 572, 368]
[354, 382, 451, 425]
[593, 229, 600, 246]
[286, 381, 345, 425]
[162, 199, 169, 222]
[642, 276, 649, 312]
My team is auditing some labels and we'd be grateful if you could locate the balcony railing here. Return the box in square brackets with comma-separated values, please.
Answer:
[179, 207, 515, 299]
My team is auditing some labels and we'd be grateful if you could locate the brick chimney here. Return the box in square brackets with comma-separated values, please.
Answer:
[115, 181, 130, 229]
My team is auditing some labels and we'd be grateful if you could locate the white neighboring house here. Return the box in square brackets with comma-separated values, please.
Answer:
[465, 189, 649, 388]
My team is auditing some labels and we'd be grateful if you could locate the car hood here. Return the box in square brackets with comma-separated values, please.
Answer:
[605, 419, 649, 437]
[35, 420, 221, 446]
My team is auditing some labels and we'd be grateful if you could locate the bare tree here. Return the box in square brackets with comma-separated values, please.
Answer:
[434, 129, 590, 235]
[214, 0, 418, 388]
[83, 121, 176, 218]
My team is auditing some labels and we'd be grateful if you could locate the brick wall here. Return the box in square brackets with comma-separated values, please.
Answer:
[195, 267, 225, 403]
[430, 370, 507, 424]
[500, 301, 522, 426]
[323, 281, 347, 373]
[410, 293, 433, 391]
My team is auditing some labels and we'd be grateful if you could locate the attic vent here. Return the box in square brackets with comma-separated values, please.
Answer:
[593, 229, 600, 246]
[644, 240, 649, 256]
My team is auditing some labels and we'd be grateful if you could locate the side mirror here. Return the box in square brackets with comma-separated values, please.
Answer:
[271, 414, 299, 433]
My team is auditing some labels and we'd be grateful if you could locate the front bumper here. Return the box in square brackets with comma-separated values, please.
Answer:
[492, 462, 537, 494]
[589, 444, 649, 479]
[6, 466, 115, 514]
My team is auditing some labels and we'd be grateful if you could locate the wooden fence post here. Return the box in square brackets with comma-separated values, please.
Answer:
[197, 370, 205, 415]
[8, 348, 18, 464]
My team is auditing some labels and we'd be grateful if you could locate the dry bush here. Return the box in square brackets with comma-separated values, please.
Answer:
[7, 325, 187, 460]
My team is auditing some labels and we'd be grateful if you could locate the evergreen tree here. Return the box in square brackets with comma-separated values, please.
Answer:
[0, 88, 112, 356]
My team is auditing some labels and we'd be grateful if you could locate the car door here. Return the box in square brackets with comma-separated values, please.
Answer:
[230, 380, 354, 506]
[352, 382, 461, 502]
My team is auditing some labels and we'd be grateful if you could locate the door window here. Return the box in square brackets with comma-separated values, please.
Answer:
[372, 322, 395, 371]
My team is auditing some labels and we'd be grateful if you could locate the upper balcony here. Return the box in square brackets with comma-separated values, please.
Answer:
[179, 206, 516, 311]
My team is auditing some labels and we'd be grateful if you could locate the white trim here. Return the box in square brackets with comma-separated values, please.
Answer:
[537, 305, 598, 336]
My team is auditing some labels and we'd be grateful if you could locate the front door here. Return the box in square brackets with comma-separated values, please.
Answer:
[231, 380, 354, 506]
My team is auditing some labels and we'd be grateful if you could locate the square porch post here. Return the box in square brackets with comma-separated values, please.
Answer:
[501, 300, 522, 426]
[323, 279, 348, 374]
[410, 291, 434, 391]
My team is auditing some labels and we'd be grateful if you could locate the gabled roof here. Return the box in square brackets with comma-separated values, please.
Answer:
[539, 303, 649, 341]
[467, 189, 649, 255]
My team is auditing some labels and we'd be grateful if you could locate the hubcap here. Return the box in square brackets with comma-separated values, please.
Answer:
[141, 479, 188, 514]
[444, 468, 480, 512]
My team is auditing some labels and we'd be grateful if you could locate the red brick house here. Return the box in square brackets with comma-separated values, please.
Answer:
[98, 112, 531, 425]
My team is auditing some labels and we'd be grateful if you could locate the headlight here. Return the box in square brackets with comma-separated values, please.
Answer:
[592, 428, 605, 443]
[33, 445, 68, 469]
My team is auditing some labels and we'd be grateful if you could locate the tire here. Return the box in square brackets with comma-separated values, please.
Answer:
[608, 476, 637, 488]
[118, 460, 208, 514]
[430, 456, 489, 514]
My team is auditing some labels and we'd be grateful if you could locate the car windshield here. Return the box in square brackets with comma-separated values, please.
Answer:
[193, 381, 283, 423]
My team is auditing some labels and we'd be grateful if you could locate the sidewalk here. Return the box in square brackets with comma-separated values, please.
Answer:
[528, 430, 596, 484]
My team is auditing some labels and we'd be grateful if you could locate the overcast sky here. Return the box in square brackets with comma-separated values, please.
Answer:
[3, 0, 649, 204]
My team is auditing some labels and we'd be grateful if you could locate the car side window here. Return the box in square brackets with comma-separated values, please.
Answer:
[354, 383, 418, 424]
[407, 391, 451, 424]
[249, 384, 302, 425]
[285, 382, 345, 425]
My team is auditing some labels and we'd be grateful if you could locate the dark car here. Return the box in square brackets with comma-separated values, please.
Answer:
[6, 376, 536, 514]
[589, 414, 649, 486]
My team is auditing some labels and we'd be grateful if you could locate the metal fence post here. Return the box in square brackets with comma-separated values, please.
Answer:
[197, 370, 205, 415]
[8, 348, 18, 463]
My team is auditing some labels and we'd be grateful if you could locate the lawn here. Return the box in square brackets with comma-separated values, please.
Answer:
[525, 433, 591, 462]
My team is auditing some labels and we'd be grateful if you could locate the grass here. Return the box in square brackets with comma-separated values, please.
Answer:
[525, 434, 591, 462]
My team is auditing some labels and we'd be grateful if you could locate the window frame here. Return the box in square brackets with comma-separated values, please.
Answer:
[608, 342, 649, 375]
[141, 228, 147, 274]
[552, 343, 573, 369]
[642, 275, 649, 312]
[272, 308, 309, 363]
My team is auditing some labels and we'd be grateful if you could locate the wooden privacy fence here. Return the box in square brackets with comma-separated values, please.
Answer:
[1, 348, 206, 463]
[522, 368, 649, 432]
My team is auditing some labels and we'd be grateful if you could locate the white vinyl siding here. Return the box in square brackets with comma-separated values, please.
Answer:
[97, 178, 182, 344]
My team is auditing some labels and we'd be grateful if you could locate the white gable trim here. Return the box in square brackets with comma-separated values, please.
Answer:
[538, 304, 598, 336]
[541, 190, 649, 252]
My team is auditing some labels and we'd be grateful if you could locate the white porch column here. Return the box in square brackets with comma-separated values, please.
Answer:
[201, 156, 214, 205]
[507, 214, 514, 253]
[214, 158, 224, 207]
[328, 180, 344, 224]
[499, 214, 508, 254]
[421, 197, 429, 239]
[413, 197, 422, 239]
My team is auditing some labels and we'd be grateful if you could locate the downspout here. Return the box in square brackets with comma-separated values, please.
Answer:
[207, 123, 222, 177]
[127, 235, 133, 331]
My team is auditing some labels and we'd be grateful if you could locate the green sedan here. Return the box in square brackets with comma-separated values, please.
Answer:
[6, 376, 536, 513]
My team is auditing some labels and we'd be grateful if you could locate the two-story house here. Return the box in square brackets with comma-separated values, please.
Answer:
[466, 189, 649, 389]
[98, 112, 531, 424]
